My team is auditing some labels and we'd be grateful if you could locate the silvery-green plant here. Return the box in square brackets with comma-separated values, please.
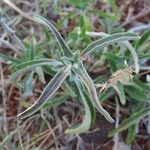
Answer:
[11, 15, 140, 134]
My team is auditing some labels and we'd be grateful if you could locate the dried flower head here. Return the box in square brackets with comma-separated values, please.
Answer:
[98, 66, 134, 93]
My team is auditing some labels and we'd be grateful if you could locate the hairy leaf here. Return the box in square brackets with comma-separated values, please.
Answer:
[133, 77, 150, 92]
[18, 66, 71, 119]
[125, 124, 137, 144]
[98, 87, 115, 102]
[23, 72, 34, 97]
[108, 107, 150, 137]
[81, 32, 139, 58]
[136, 29, 150, 49]
[65, 77, 92, 134]
[0, 53, 20, 63]
[43, 94, 70, 109]
[33, 15, 73, 57]
[125, 85, 147, 101]
[122, 41, 139, 73]
[74, 61, 114, 123]
[13, 59, 62, 71]
[11, 59, 62, 81]
[115, 82, 126, 105]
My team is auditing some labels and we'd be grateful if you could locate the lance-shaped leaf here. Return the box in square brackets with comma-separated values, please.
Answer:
[36, 66, 46, 84]
[114, 82, 126, 105]
[23, 72, 34, 97]
[0, 53, 20, 63]
[136, 29, 150, 49]
[125, 85, 147, 101]
[122, 41, 139, 73]
[133, 77, 150, 92]
[18, 66, 71, 119]
[81, 32, 139, 58]
[11, 59, 62, 81]
[125, 124, 137, 144]
[74, 61, 114, 123]
[12, 59, 62, 71]
[43, 94, 70, 109]
[65, 77, 92, 134]
[108, 107, 150, 137]
[83, 32, 139, 73]
[33, 15, 73, 57]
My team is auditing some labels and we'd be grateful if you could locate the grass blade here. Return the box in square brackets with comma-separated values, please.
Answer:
[33, 15, 73, 57]
[18, 66, 71, 119]
[108, 107, 150, 137]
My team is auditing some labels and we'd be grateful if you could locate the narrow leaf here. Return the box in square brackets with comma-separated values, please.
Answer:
[83, 90, 96, 125]
[133, 77, 150, 92]
[62, 81, 77, 97]
[83, 32, 139, 74]
[36, 66, 46, 84]
[81, 32, 139, 58]
[103, 52, 125, 65]
[11, 59, 62, 82]
[65, 77, 92, 134]
[23, 72, 34, 97]
[136, 29, 150, 49]
[43, 94, 70, 109]
[115, 82, 126, 105]
[125, 85, 147, 101]
[74, 61, 114, 123]
[13, 59, 62, 71]
[108, 107, 150, 137]
[33, 15, 73, 57]
[0, 53, 20, 63]
[18, 66, 71, 119]
[122, 41, 139, 73]
[98, 87, 115, 102]
[125, 124, 137, 144]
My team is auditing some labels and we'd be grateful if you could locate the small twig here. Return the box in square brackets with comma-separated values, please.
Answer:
[38, 132, 52, 148]
[139, 66, 150, 70]
[139, 70, 150, 76]
[113, 97, 120, 150]
[34, 0, 40, 15]
[0, 116, 38, 148]
[0, 38, 19, 52]
[53, 107, 63, 133]
[0, 18, 25, 52]
[136, 134, 150, 139]
[122, 7, 150, 27]
[17, 118, 24, 150]
[86, 31, 108, 38]
[40, 112, 59, 149]
[129, 24, 150, 32]
[3, 0, 34, 21]
[38, 125, 58, 148]
[0, 63, 8, 136]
